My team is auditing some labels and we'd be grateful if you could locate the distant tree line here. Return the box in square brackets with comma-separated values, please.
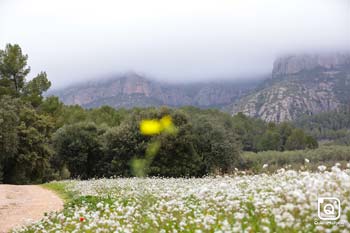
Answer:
[242, 145, 350, 173]
[0, 44, 318, 184]
[294, 108, 350, 144]
[232, 112, 318, 151]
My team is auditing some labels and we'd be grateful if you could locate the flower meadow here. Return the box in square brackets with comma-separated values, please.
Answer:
[16, 165, 350, 233]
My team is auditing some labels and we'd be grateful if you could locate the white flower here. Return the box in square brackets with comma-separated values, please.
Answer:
[16, 164, 350, 232]
[96, 202, 104, 209]
[318, 165, 327, 172]
[277, 168, 285, 173]
[304, 158, 310, 163]
[263, 164, 269, 169]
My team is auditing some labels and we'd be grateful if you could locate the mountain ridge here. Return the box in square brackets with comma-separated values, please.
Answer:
[51, 52, 350, 122]
[51, 72, 259, 109]
[231, 53, 350, 122]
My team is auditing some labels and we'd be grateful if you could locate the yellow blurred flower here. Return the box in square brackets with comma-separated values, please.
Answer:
[140, 120, 162, 135]
[136, 115, 178, 176]
[160, 115, 172, 129]
[140, 115, 176, 135]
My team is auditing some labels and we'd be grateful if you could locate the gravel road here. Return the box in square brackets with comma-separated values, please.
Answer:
[0, 185, 63, 233]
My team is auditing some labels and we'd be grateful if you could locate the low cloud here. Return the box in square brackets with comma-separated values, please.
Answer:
[1, 0, 349, 88]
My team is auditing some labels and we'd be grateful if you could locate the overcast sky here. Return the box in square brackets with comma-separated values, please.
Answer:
[1, 0, 350, 88]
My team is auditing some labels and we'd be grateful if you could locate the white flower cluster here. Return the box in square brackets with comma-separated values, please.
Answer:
[17, 166, 350, 232]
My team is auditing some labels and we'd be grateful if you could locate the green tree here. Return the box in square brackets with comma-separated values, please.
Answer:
[305, 135, 318, 149]
[149, 110, 203, 177]
[53, 122, 105, 179]
[278, 122, 293, 151]
[0, 44, 55, 184]
[0, 44, 30, 96]
[56, 105, 88, 127]
[2, 103, 55, 184]
[285, 129, 308, 151]
[102, 120, 147, 177]
[192, 116, 240, 174]
[0, 44, 51, 105]
[23, 72, 51, 107]
[39, 96, 64, 117]
[232, 112, 266, 152]
[87, 105, 127, 127]
[0, 96, 20, 183]
[183, 107, 242, 174]
[257, 130, 281, 151]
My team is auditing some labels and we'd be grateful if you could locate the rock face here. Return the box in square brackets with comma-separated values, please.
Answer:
[52, 72, 257, 109]
[272, 53, 350, 77]
[231, 53, 350, 122]
[52, 52, 350, 122]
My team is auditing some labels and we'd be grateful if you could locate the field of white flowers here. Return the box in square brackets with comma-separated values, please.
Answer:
[17, 165, 350, 233]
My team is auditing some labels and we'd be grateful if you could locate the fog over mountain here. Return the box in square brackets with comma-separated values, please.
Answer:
[1, 0, 349, 88]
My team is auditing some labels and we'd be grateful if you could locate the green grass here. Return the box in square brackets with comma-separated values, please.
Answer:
[41, 181, 75, 203]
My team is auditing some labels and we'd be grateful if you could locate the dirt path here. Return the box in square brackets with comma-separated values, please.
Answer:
[0, 185, 63, 233]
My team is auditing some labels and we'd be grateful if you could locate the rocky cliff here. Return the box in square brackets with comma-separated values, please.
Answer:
[52, 72, 257, 109]
[231, 53, 350, 122]
[52, 53, 350, 121]
[272, 53, 350, 77]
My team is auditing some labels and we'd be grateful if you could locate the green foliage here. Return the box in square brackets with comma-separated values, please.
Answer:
[305, 135, 318, 149]
[0, 97, 55, 184]
[149, 110, 203, 177]
[51, 107, 244, 178]
[278, 122, 293, 150]
[0, 44, 56, 184]
[231, 112, 266, 151]
[87, 106, 127, 127]
[56, 105, 88, 126]
[0, 43, 51, 107]
[101, 108, 206, 177]
[285, 129, 308, 150]
[46, 104, 128, 129]
[282, 128, 318, 151]
[257, 130, 281, 151]
[5, 105, 55, 184]
[294, 107, 350, 142]
[0, 96, 20, 183]
[0, 44, 30, 96]
[186, 107, 241, 174]
[101, 118, 146, 177]
[39, 96, 64, 117]
[232, 112, 316, 152]
[242, 145, 350, 173]
[23, 72, 51, 107]
[53, 122, 106, 179]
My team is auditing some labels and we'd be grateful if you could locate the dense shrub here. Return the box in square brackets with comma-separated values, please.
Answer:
[52, 107, 244, 178]
[101, 117, 147, 177]
[100, 108, 229, 177]
[50, 106, 322, 179]
[294, 107, 350, 141]
[146, 109, 201, 176]
[231, 112, 317, 152]
[53, 122, 106, 179]
[242, 145, 350, 173]
[185, 107, 242, 174]
[0, 97, 55, 184]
